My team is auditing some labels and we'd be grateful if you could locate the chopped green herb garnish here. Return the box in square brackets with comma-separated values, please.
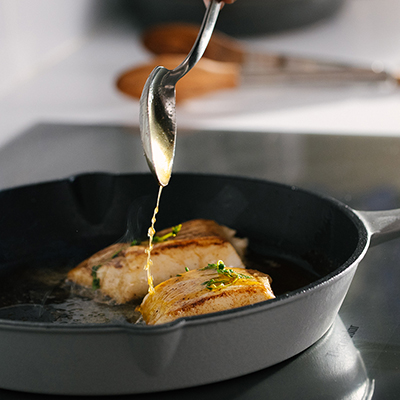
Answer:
[111, 249, 122, 259]
[153, 224, 182, 243]
[92, 277, 101, 290]
[91, 265, 102, 274]
[201, 260, 252, 291]
[177, 267, 190, 277]
[130, 239, 141, 246]
[91, 265, 102, 290]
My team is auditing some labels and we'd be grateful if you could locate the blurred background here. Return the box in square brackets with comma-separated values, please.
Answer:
[1, 0, 400, 151]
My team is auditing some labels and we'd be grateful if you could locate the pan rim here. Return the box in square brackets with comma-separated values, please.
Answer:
[0, 172, 370, 331]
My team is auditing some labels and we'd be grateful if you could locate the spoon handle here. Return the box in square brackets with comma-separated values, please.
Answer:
[142, 22, 245, 64]
[168, 0, 221, 83]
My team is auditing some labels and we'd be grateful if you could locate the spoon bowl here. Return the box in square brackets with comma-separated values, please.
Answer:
[140, 66, 176, 187]
[139, 0, 221, 187]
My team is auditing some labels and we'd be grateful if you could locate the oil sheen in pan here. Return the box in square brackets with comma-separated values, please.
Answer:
[0, 247, 321, 325]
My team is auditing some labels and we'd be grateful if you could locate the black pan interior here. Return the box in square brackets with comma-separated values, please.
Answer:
[0, 173, 366, 323]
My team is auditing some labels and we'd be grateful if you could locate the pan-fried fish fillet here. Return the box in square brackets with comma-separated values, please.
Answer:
[139, 263, 275, 325]
[67, 219, 247, 304]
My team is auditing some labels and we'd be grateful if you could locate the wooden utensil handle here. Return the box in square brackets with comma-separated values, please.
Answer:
[116, 55, 240, 102]
[142, 23, 245, 64]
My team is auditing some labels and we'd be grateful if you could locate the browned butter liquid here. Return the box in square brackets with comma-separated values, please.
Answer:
[0, 247, 319, 324]
[143, 185, 163, 295]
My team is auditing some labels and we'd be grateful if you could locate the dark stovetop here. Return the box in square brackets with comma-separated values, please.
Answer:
[1, 123, 400, 399]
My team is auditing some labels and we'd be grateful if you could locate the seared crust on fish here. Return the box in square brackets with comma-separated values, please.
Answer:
[67, 219, 247, 304]
[138, 267, 275, 325]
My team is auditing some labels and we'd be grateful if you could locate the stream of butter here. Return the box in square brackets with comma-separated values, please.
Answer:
[144, 185, 163, 295]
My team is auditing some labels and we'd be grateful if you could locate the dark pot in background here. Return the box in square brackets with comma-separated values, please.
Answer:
[130, 0, 345, 36]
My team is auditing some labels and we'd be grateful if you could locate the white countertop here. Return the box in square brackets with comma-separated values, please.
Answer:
[1, 0, 400, 148]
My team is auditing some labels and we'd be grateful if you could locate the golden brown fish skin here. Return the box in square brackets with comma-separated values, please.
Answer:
[67, 219, 247, 304]
[139, 268, 275, 325]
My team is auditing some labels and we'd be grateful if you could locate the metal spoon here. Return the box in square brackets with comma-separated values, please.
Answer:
[139, 0, 221, 187]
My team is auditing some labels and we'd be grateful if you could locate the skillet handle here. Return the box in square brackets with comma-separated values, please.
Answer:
[355, 209, 400, 247]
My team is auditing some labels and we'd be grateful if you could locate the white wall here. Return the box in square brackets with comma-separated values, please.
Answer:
[0, 0, 107, 98]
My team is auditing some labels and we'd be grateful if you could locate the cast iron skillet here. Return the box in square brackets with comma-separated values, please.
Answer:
[0, 172, 399, 395]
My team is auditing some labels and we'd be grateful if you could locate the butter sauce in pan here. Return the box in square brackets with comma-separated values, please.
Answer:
[0, 244, 320, 324]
